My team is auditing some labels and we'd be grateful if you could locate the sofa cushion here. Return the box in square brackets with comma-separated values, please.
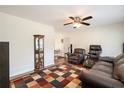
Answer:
[69, 55, 79, 60]
[90, 70, 112, 78]
[92, 64, 113, 74]
[113, 58, 124, 80]
[96, 61, 113, 67]
[114, 53, 124, 62]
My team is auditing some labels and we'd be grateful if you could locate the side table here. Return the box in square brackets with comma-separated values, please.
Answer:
[83, 54, 96, 68]
[83, 59, 95, 68]
[64, 52, 70, 61]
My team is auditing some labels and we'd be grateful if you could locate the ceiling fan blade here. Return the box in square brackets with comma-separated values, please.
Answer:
[82, 16, 93, 21]
[81, 22, 90, 26]
[64, 22, 73, 26]
[69, 16, 75, 20]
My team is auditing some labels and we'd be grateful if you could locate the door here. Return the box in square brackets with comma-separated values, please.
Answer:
[0, 42, 9, 88]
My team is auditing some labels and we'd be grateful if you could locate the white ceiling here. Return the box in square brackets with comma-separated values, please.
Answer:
[0, 5, 124, 32]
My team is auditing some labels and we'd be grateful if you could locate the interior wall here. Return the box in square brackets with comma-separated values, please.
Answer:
[54, 33, 65, 56]
[55, 33, 64, 50]
[54, 33, 71, 56]
[63, 22, 124, 57]
[0, 12, 55, 77]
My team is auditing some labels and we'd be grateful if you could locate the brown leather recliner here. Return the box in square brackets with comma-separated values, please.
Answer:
[68, 48, 86, 64]
[83, 45, 102, 68]
[88, 45, 102, 60]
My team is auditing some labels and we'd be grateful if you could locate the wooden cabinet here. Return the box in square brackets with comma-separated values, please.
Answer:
[0, 42, 9, 88]
[34, 35, 44, 71]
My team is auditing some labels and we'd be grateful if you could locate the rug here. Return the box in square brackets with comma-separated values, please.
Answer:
[10, 64, 84, 88]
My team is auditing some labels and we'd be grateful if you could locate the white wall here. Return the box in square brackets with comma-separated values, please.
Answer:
[55, 33, 64, 56]
[54, 33, 71, 56]
[63, 37, 70, 53]
[63, 22, 124, 57]
[55, 33, 64, 51]
[0, 12, 55, 77]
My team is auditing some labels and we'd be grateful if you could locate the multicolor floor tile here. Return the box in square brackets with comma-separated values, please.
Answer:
[10, 63, 84, 88]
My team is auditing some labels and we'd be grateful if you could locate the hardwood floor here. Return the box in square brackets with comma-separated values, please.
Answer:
[55, 57, 67, 65]
[55, 57, 83, 67]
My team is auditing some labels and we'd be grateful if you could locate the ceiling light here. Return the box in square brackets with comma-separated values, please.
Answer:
[73, 23, 82, 28]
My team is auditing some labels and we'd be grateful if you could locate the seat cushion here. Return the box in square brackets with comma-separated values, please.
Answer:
[69, 56, 79, 60]
[96, 61, 113, 67]
[92, 64, 113, 74]
[90, 69, 112, 78]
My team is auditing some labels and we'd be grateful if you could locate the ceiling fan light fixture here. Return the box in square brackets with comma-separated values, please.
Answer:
[64, 16, 93, 28]
[73, 22, 82, 28]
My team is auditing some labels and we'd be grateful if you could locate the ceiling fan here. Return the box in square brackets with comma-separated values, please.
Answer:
[64, 16, 93, 28]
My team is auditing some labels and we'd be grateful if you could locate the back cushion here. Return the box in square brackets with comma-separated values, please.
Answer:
[75, 49, 83, 54]
[118, 64, 124, 83]
[113, 58, 124, 80]
[114, 54, 124, 62]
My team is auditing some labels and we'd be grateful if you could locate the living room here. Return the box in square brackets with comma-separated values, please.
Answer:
[0, 5, 124, 89]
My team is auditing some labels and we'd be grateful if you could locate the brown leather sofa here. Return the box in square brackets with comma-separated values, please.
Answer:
[79, 54, 124, 88]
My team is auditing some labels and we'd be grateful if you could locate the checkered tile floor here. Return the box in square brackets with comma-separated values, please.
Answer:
[10, 64, 84, 88]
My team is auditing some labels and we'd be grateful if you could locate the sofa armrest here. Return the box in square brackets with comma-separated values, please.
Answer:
[79, 70, 124, 88]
